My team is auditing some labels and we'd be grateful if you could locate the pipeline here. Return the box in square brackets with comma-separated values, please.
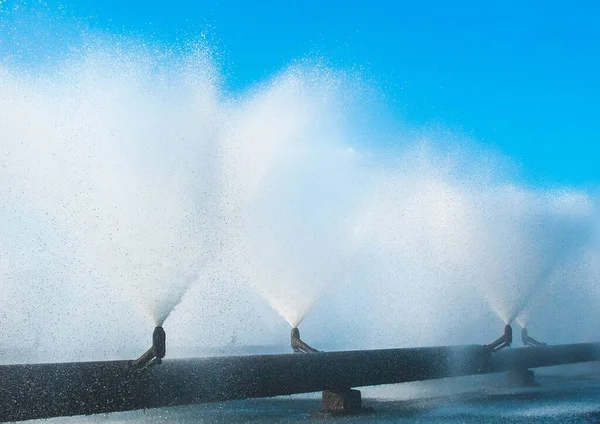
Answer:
[1, 342, 599, 422]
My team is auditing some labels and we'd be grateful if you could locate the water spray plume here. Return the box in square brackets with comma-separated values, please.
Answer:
[220, 68, 362, 327]
[1, 48, 220, 329]
[477, 189, 595, 325]
[2, 23, 600, 359]
[349, 146, 599, 346]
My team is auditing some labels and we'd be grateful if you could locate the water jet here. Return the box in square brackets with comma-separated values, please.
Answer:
[1, 18, 600, 422]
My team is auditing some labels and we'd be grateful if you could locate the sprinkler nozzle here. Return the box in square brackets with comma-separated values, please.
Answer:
[291, 327, 319, 353]
[486, 324, 512, 352]
[131, 326, 166, 370]
[521, 327, 546, 347]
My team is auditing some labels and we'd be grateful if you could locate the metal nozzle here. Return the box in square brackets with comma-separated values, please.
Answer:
[153, 326, 166, 360]
[504, 324, 513, 346]
[131, 326, 166, 370]
[486, 324, 512, 352]
[521, 327, 546, 347]
[291, 327, 319, 353]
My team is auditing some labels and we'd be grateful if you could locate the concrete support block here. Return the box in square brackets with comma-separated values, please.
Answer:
[322, 389, 363, 413]
[507, 368, 537, 387]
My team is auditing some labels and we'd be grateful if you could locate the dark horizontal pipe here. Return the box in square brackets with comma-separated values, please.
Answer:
[490, 342, 600, 371]
[1, 342, 599, 422]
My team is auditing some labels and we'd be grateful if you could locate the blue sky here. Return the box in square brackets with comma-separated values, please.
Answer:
[2, 0, 599, 186]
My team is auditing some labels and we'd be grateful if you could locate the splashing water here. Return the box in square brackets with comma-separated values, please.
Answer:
[350, 146, 598, 344]
[471, 189, 595, 325]
[2, 21, 600, 358]
[1, 48, 221, 326]
[219, 69, 364, 327]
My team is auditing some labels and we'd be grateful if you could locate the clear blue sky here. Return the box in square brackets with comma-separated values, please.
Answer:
[2, 0, 599, 186]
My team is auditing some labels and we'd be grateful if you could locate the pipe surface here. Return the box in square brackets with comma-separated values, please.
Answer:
[490, 342, 600, 371]
[1, 342, 599, 422]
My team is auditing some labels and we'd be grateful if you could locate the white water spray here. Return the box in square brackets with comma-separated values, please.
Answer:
[219, 68, 365, 327]
[1, 49, 221, 327]
[1, 28, 600, 358]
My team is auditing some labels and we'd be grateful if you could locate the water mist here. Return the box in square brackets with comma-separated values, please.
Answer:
[219, 68, 365, 328]
[1, 48, 221, 333]
[1, 32, 600, 362]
